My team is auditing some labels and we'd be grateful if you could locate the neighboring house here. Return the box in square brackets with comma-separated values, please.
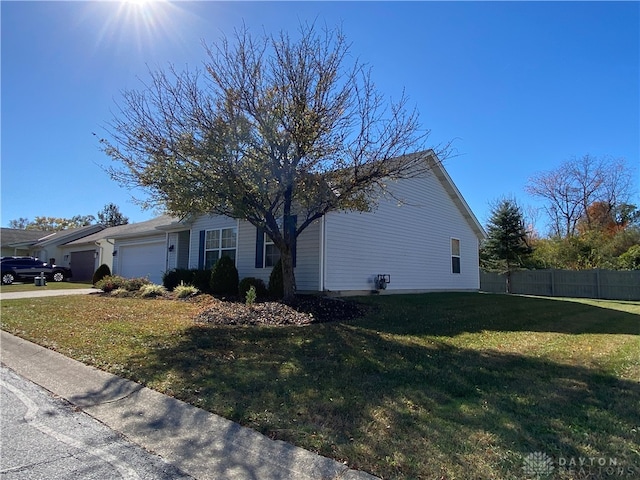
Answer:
[107, 151, 486, 294]
[2, 225, 104, 274]
[1, 229, 48, 257]
[62, 215, 185, 283]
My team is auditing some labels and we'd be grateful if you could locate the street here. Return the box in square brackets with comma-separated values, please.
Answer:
[1, 366, 193, 480]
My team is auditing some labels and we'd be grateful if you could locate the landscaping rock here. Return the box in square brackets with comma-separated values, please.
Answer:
[194, 295, 366, 326]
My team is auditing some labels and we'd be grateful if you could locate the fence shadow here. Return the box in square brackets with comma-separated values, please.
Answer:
[356, 292, 639, 336]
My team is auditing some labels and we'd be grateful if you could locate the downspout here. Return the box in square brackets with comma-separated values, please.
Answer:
[319, 214, 326, 292]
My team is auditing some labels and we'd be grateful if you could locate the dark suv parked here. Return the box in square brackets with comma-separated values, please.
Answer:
[0, 257, 73, 285]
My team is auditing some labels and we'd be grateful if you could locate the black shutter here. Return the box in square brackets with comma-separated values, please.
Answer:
[198, 230, 205, 269]
[255, 226, 265, 268]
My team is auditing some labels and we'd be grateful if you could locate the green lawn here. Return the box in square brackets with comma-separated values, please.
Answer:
[0, 281, 94, 293]
[1, 292, 639, 479]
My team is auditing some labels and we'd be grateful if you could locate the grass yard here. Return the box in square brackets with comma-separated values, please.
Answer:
[1, 292, 639, 479]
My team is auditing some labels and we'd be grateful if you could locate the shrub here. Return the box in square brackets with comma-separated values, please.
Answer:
[95, 275, 126, 293]
[92, 264, 111, 285]
[140, 284, 167, 297]
[162, 268, 193, 291]
[123, 277, 151, 292]
[268, 258, 284, 299]
[210, 256, 239, 295]
[245, 285, 257, 306]
[174, 282, 199, 299]
[239, 277, 268, 299]
[192, 269, 213, 293]
[110, 287, 131, 298]
[618, 244, 640, 270]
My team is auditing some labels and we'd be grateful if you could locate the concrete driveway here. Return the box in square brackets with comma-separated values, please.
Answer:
[0, 289, 97, 300]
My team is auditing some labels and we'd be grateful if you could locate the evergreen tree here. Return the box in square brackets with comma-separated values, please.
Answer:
[482, 198, 532, 279]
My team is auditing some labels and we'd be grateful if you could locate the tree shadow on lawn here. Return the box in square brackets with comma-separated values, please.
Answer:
[358, 292, 640, 337]
[118, 319, 640, 480]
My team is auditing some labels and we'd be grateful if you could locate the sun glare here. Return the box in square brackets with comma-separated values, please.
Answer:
[86, 0, 186, 55]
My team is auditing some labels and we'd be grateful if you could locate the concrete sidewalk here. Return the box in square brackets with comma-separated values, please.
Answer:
[0, 288, 97, 300]
[0, 331, 377, 480]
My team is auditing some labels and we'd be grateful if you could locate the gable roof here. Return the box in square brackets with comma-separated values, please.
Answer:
[35, 225, 105, 247]
[2, 225, 105, 248]
[1, 228, 49, 247]
[64, 215, 183, 245]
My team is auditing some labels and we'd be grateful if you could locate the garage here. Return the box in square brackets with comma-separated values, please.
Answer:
[69, 250, 96, 282]
[118, 240, 166, 284]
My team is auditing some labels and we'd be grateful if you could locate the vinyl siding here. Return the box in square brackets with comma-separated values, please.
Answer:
[323, 172, 480, 292]
[190, 215, 321, 292]
[188, 215, 238, 269]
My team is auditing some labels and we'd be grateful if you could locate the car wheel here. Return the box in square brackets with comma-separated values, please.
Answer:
[2, 272, 15, 285]
[52, 271, 65, 282]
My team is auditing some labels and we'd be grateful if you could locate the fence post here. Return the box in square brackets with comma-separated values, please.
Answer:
[550, 269, 555, 297]
[596, 269, 601, 299]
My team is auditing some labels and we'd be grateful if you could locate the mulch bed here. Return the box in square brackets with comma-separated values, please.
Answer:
[194, 295, 367, 326]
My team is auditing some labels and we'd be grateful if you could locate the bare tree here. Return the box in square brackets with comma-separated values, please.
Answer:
[101, 24, 437, 301]
[526, 155, 635, 237]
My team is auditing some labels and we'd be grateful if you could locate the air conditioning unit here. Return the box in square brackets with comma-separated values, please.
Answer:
[375, 274, 390, 290]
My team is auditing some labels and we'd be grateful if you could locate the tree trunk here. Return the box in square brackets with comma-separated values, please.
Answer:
[281, 248, 297, 303]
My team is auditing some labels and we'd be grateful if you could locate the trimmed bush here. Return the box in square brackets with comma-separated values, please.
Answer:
[210, 256, 239, 295]
[239, 277, 268, 299]
[162, 268, 193, 291]
[95, 275, 127, 293]
[92, 264, 111, 285]
[192, 269, 212, 293]
[162, 268, 212, 293]
[268, 258, 284, 299]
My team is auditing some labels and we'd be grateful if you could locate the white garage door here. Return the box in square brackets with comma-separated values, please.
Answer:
[119, 241, 166, 284]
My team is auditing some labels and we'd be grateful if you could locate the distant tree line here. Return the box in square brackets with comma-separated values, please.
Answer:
[8, 203, 129, 231]
[482, 155, 639, 272]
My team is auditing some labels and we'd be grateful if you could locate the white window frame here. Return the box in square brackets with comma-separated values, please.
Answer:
[204, 227, 237, 269]
[451, 238, 461, 274]
[264, 234, 280, 268]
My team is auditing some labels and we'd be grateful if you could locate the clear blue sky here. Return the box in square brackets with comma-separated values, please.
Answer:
[2, 1, 638, 233]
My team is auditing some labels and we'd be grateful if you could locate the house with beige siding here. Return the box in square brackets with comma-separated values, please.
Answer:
[106, 151, 486, 293]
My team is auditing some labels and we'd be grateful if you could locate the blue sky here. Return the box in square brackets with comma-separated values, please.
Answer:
[2, 1, 638, 234]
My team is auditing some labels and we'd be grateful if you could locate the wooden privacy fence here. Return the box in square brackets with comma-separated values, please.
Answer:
[480, 269, 640, 301]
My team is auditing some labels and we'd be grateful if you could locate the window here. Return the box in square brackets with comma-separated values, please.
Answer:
[451, 238, 461, 274]
[255, 215, 296, 269]
[264, 235, 280, 267]
[204, 228, 237, 268]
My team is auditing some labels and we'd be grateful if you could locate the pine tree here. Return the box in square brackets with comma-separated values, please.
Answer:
[482, 199, 532, 291]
